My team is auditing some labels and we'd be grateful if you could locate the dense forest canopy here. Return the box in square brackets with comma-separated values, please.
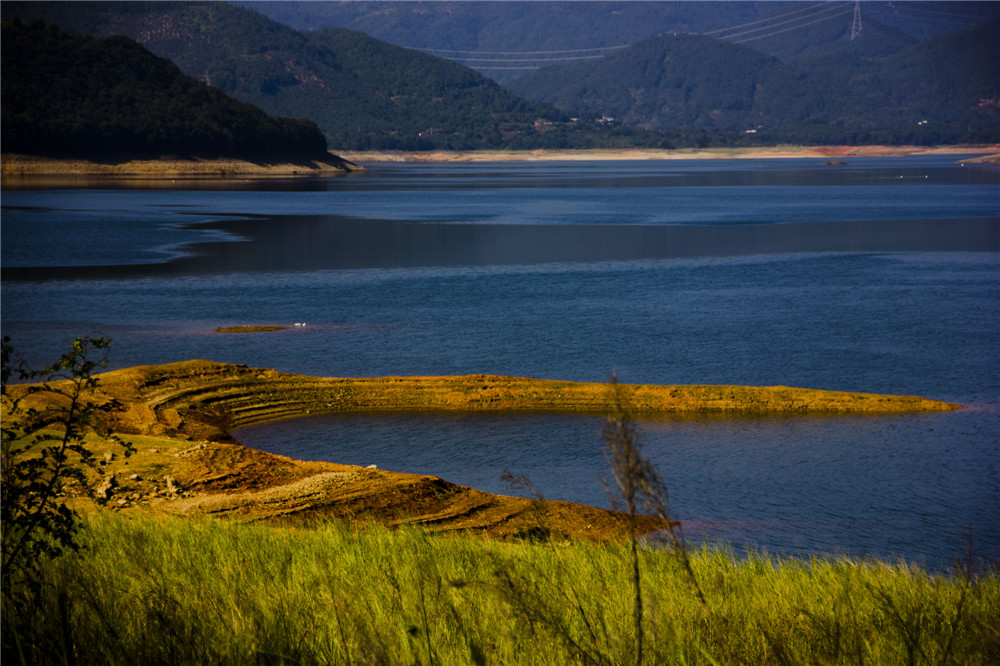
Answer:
[1, 2, 998, 150]
[1, 18, 329, 159]
[1, 1, 601, 151]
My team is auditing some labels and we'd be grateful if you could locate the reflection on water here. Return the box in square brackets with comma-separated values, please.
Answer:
[236, 408, 1000, 570]
[5, 214, 998, 281]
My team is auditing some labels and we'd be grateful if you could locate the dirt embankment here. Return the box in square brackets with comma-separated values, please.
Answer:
[337, 144, 1000, 163]
[0, 152, 363, 181]
[8, 361, 960, 541]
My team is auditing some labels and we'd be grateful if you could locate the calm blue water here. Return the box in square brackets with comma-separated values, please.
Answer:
[3, 156, 999, 569]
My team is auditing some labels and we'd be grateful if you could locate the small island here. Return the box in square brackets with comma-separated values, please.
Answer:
[215, 325, 288, 333]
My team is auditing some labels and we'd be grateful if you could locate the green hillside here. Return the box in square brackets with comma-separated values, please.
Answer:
[3, 1, 996, 150]
[508, 33, 804, 132]
[1, 19, 329, 160]
[508, 18, 1000, 144]
[1, 1, 625, 151]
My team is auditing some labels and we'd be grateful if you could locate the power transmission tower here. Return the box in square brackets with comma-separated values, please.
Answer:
[850, 0, 863, 40]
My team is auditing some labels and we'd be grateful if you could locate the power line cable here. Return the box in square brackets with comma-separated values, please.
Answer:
[716, 3, 851, 40]
[451, 55, 607, 64]
[416, 45, 628, 56]
[729, 7, 853, 43]
[704, 2, 841, 36]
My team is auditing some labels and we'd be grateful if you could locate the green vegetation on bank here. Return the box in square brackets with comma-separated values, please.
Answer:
[4, 513, 998, 665]
[0, 19, 329, 160]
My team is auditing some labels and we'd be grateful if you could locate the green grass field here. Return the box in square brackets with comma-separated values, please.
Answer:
[4, 513, 997, 665]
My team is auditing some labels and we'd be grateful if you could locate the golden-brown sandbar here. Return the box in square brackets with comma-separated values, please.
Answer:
[6, 360, 960, 541]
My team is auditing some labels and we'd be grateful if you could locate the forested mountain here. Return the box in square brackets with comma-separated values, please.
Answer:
[242, 1, 1000, 82]
[0, 19, 329, 159]
[509, 34, 803, 132]
[2, 1, 997, 150]
[2, 1, 631, 151]
[507, 18, 1000, 144]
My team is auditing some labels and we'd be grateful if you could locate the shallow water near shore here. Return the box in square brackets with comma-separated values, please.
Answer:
[3, 156, 999, 569]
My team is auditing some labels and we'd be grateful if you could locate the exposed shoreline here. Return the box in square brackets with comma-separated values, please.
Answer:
[60, 361, 961, 443]
[0, 152, 363, 181]
[337, 143, 1000, 163]
[3, 146, 996, 180]
[9, 360, 960, 541]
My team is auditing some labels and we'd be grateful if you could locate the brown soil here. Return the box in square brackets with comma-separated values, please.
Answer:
[8, 360, 960, 542]
[958, 153, 1000, 164]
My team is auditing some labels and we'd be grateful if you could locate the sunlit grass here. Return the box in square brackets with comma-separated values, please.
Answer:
[5, 513, 998, 665]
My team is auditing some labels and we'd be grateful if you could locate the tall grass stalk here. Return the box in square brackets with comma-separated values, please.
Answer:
[3, 512, 997, 665]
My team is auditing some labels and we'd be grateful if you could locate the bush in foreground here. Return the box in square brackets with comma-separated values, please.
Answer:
[3, 513, 997, 665]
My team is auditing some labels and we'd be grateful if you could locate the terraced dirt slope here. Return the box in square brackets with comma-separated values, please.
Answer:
[6, 361, 959, 541]
[24, 360, 958, 443]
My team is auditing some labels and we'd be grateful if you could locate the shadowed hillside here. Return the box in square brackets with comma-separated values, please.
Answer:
[1, 1, 618, 151]
[1, 19, 330, 160]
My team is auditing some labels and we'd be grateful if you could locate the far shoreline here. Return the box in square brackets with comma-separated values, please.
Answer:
[0, 152, 363, 182]
[336, 143, 1000, 163]
[2, 146, 997, 180]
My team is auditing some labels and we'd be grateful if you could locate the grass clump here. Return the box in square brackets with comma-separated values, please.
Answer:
[3, 512, 997, 665]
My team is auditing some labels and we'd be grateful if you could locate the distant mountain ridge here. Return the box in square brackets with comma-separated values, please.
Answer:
[507, 17, 1000, 144]
[241, 1, 1000, 81]
[0, 18, 330, 160]
[2, 1, 997, 149]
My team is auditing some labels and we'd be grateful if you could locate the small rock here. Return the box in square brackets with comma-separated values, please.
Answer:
[103, 451, 115, 464]
[95, 473, 118, 499]
[366, 464, 378, 469]
[129, 473, 141, 481]
[116, 499, 128, 507]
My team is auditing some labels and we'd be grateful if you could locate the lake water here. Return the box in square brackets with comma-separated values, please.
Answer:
[3, 156, 998, 570]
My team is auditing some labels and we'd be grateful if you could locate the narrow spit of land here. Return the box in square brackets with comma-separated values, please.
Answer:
[8, 360, 960, 541]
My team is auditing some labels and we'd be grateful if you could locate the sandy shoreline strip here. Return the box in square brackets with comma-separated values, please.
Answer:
[3, 147, 996, 178]
[0, 152, 362, 179]
[336, 144, 1000, 163]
